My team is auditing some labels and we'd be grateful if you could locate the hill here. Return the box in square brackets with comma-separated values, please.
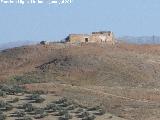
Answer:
[118, 36, 160, 44]
[1, 43, 160, 88]
[0, 40, 39, 51]
[1, 43, 160, 120]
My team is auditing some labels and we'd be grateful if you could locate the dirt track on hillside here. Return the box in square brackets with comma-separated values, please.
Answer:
[23, 83, 160, 120]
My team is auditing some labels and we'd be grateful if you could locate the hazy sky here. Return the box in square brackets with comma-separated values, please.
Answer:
[0, 0, 160, 44]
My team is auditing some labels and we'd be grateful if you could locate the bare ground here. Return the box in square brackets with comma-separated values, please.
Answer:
[1, 43, 160, 119]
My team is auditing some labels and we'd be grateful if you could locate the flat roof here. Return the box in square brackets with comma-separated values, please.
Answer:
[69, 31, 113, 36]
[69, 34, 89, 36]
[92, 31, 112, 34]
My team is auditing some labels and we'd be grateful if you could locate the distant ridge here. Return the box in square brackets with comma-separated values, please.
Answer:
[118, 36, 160, 44]
[0, 40, 39, 50]
[1, 36, 160, 51]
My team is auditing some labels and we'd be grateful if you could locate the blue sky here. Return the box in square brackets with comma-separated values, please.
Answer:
[0, 0, 160, 44]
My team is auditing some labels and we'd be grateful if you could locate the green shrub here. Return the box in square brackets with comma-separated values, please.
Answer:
[45, 103, 57, 112]
[87, 106, 100, 111]
[54, 97, 68, 104]
[23, 103, 34, 112]
[0, 101, 6, 108]
[82, 115, 96, 120]
[0, 113, 6, 120]
[59, 113, 73, 120]
[34, 108, 45, 115]
[94, 108, 106, 115]
[14, 111, 26, 117]
[0, 85, 25, 95]
[34, 113, 48, 119]
[9, 74, 42, 85]
[59, 102, 72, 108]
[0, 91, 6, 98]
[28, 94, 39, 100]
[11, 97, 19, 103]
[64, 113, 72, 119]
[66, 105, 75, 111]
[77, 111, 90, 118]
[0, 110, 3, 114]
[28, 94, 45, 103]
[5, 104, 13, 111]
[74, 108, 84, 114]
[0, 85, 13, 95]
[45, 103, 56, 110]
[34, 108, 48, 119]
[22, 116, 32, 120]
[12, 85, 26, 94]
[0, 100, 13, 111]
[55, 110, 68, 116]
[35, 97, 45, 103]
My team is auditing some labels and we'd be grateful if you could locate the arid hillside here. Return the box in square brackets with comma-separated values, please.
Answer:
[1, 43, 160, 120]
[1, 43, 160, 88]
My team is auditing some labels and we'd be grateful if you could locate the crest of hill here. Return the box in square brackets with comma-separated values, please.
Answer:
[1, 43, 160, 88]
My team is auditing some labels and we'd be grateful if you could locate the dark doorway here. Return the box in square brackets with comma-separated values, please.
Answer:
[85, 38, 89, 42]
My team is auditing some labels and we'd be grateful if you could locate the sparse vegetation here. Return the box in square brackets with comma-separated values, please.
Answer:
[22, 116, 32, 120]
[14, 110, 26, 117]
[0, 88, 108, 120]
[34, 108, 48, 119]
[82, 114, 96, 120]
[58, 112, 73, 120]
[0, 91, 6, 98]
[23, 103, 34, 112]
[10, 97, 20, 103]
[55, 110, 68, 116]
[95, 108, 106, 116]
[87, 106, 100, 111]
[54, 97, 68, 104]
[5, 104, 13, 111]
[27, 94, 45, 103]
[77, 111, 90, 118]
[2, 43, 160, 120]
[0, 101, 6, 109]
[45, 103, 57, 112]
[0, 110, 6, 120]
[0, 113, 6, 120]
[0, 84, 26, 97]
[0, 100, 13, 111]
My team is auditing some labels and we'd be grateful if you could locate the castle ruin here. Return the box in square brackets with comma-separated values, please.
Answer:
[66, 31, 116, 44]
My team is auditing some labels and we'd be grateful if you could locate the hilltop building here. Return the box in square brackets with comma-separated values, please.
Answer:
[66, 31, 116, 44]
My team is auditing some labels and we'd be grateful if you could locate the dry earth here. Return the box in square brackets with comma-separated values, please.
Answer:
[0, 92, 125, 120]
[1, 43, 160, 119]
